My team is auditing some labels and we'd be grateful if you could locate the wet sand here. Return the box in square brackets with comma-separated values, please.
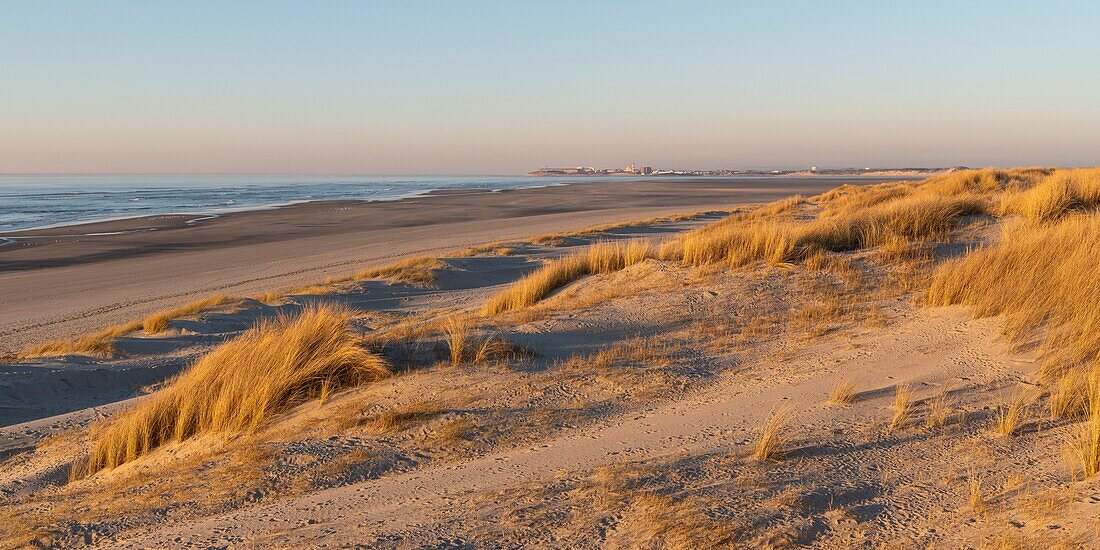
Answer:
[0, 177, 911, 352]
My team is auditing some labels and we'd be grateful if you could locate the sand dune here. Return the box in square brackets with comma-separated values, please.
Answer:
[3, 170, 1099, 548]
[0, 177, 873, 353]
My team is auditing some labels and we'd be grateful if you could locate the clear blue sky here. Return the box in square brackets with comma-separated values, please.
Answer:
[1, 1, 1098, 173]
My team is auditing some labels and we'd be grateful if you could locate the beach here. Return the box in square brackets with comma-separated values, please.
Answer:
[4, 169, 1100, 547]
[0, 177, 893, 353]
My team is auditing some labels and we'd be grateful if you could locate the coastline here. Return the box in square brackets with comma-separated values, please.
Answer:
[0, 174, 905, 236]
[0, 176, 917, 352]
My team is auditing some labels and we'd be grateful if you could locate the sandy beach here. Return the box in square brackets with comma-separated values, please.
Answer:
[0, 177, 888, 353]
[3, 170, 1099, 548]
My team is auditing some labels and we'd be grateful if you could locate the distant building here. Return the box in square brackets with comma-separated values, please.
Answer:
[641, 165, 653, 175]
[810, 166, 818, 173]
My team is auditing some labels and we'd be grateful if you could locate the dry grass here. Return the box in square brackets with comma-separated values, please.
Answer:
[441, 315, 472, 366]
[527, 209, 727, 245]
[828, 379, 857, 405]
[1050, 369, 1093, 420]
[471, 335, 521, 365]
[918, 167, 1050, 196]
[19, 320, 144, 358]
[749, 194, 805, 219]
[558, 337, 673, 373]
[462, 242, 516, 256]
[1067, 413, 1100, 479]
[19, 295, 241, 357]
[614, 491, 734, 549]
[75, 304, 390, 477]
[141, 294, 240, 334]
[927, 213, 1100, 374]
[889, 384, 915, 431]
[926, 384, 953, 428]
[360, 401, 445, 434]
[431, 417, 475, 444]
[663, 191, 983, 271]
[991, 392, 1027, 437]
[814, 182, 912, 216]
[484, 240, 652, 314]
[2, 436, 276, 549]
[438, 315, 527, 366]
[541, 463, 738, 550]
[789, 297, 845, 337]
[998, 168, 1100, 222]
[753, 406, 792, 462]
[355, 256, 446, 286]
[1065, 369, 1100, 478]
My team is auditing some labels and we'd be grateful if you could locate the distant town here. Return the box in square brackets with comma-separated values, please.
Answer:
[527, 164, 957, 177]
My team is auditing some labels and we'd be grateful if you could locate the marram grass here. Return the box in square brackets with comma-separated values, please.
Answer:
[76, 304, 390, 478]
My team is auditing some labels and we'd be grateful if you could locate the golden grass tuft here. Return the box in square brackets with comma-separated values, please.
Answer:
[471, 335, 517, 365]
[749, 194, 805, 219]
[21, 295, 241, 357]
[483, 240, 652, 315]
[927, 212, 1100, 373]
[1049, 369, 1093, 420]
[991, 392, 1027, 437]
[19, 320, 144, 358]
[919, 167, 1050, 196]
[889, 384, 915, 431]
[828, 379, 857, 405]
[926, 384, 953, 428]
[141, 294, 239, 334]
[674, 220, 797, 268]
[1065, 369, 1100, 478]
[665, 192, 984, 272]
[75, 304, 390, 477]
[441, 315, 472, 366]
[814, 182, 912, 216]
[999, 168, 1100, 222]
[355, 256, 446, 287]
[616, 491, 734, 550]
[753, 406, 792, 462]
[1067, 413, 1100, 478]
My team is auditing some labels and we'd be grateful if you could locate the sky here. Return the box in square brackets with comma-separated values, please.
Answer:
[1, 1, 1098, 174]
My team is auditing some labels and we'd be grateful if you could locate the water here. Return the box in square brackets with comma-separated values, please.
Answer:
[0, 174, 606, 233]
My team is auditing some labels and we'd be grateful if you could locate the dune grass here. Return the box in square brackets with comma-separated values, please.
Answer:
[926, 385, 953, 429]
[360, 401, 445, 434]
[19, 295, 242, 358]
[141, 294, 240, 334]
[527, 209, 730, 245]
[484, 240, 652, 315]
[828, 379, 857, 405]
[889, 384, 915, 431]
[1051, 369, 1094, 420]
[354, 256, 446, 287]
[442, 315, 472, 366]
[19, 320, 145, 358]
[75, 304, 390, 477]
[991, 392, 1027, 437]
[753, 406, 792, 462]
[998, 168, 1100, 222]
[918, 167, 1050, 195]
[1065, 368, 1100, 478]
[927, 213, 1100, 374]
[660, 191, 985, 271]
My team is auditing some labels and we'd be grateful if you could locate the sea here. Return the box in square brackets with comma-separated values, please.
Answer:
[0, 174, 610, 233]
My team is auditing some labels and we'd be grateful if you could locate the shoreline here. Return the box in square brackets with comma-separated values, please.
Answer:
[0, 176, 918, 352]
[0, 174, 900, 236]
